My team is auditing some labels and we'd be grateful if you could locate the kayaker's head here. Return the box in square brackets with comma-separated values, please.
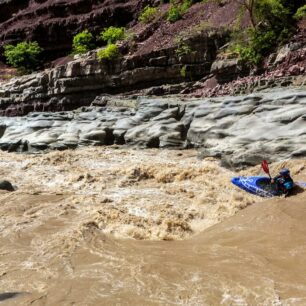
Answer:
[279, 168, 290, 177]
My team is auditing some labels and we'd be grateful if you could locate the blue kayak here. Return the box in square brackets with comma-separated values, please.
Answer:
[231, 176, 280, 197]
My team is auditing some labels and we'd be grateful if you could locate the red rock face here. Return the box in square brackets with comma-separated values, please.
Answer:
[0, 0, 142, 60]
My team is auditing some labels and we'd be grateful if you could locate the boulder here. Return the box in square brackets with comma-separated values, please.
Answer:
[0, 180, 14, 192]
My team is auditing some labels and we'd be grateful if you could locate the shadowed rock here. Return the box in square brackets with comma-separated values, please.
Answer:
[0, 180, 14, 191]
[0, 292, 22, 301]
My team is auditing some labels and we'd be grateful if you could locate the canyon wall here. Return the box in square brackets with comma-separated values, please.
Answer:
[0, 30, 228, 116]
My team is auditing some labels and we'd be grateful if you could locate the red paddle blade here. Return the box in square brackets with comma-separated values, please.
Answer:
[261, 160, 270, 175]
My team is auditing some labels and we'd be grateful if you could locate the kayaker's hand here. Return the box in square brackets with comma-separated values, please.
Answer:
[271, 179, 275, 184]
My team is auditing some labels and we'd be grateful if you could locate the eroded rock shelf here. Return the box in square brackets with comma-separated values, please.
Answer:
[1, 88, 306, 168]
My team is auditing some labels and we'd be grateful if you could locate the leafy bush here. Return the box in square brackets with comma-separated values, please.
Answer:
[97, 44, 120, 62]
[230, 27, 278, 65]
[167, 4, 182, 22]
[72, 30, 95, 54]
[294, 5, 306, 20]
[167, 0, 193, 23]
[180, 0, 193, 13]
[231, 43, 261, 65]
[100, 26, 125, 44]
[4, 41, 42, 72]
[139, 6, 158, 23]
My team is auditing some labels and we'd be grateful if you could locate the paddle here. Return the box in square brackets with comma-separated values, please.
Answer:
[261, 159, 271, 179]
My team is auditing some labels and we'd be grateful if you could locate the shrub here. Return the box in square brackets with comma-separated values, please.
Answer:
[175, 41, 192, 57]
[180, 0, 193, 13]
[232, 43, 261, 65]
[167, 0, 193, 23]
[174, 31, 194, 58]
[180, 65, 187, 77]
[139, 6, 158, 23]
[72, 30, 95, 54]
[294, 5, 306, 20]
[167, 5, 181, 22]
[4, 41, 42, 72]
[97, 44, 120, 62]
[100, 26, 125, 44]
[230, 27, 280, 65]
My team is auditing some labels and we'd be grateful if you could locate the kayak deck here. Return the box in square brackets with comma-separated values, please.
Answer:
[231, 176, 279, 197]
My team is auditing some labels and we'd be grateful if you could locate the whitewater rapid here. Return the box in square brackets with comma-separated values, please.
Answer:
[1, 147, 306, 305]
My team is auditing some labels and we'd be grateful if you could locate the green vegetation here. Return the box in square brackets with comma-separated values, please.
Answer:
[139, 6, 158, 23]
[175, 40, 193, 57]
[72, 30, 95, 54]
[294, 5, 306, 20]
[180, 64, 194, 80]
[167, 5, 181, 22]
[100, 26, 125, 44]
[180, 0, 193, 12]
[97, 44, 120, 62]
[180, 65, 187, 77]
[167, 0, 193, 23]
[4, 41, 42, 72]
[229, 0, 306, 66]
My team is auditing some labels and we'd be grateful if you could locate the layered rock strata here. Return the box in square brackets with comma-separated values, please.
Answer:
[0, 31, 227, 116]
[0, 0, 140, 59]
[1, 88, 306, 168]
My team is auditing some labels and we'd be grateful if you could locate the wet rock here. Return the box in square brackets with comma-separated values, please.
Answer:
[1, 89, 306, 168]
[0, 180, 14, 192]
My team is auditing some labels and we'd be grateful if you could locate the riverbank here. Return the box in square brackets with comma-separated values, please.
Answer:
[1, 88, 306, 168]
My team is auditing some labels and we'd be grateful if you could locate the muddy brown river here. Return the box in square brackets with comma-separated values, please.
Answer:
[0, 147, 306, 305]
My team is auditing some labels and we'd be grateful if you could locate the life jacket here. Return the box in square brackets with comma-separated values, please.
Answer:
[283, 181, 293, 190]
[275, 175, 293, 191]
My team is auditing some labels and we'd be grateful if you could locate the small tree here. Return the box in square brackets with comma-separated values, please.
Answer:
[230, 0, 299, 65]
[4, 41, 42, 72]
[100, 26, 125, 44]
[72, 30, 95, 54]
[234, 0, 293, 30]
[235, 0, 257, 28]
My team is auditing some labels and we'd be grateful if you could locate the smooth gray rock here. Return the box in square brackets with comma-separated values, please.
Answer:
[1, 88, 306, 168]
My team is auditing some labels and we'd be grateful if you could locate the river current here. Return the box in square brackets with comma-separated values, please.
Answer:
[0, 147, 306, 305]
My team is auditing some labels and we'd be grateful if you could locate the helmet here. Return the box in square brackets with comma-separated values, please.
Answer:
[280, 168, 290, 176]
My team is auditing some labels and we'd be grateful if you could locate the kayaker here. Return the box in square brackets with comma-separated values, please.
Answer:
[271, 168, 294, 195]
